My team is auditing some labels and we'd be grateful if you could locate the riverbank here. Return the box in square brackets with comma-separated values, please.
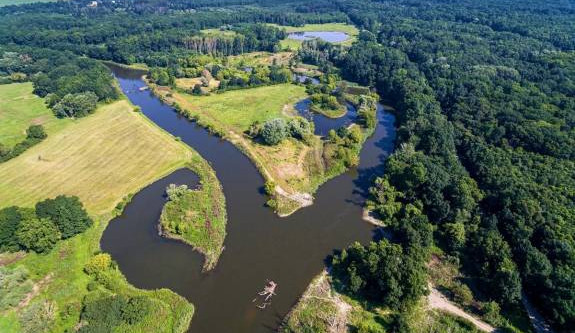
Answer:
[282, 271, 489, 333]
[0, 99, 198, 332]
[150, 82, 377, 216]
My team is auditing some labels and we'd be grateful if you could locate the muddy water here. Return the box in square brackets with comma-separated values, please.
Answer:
[100, 65, 396, 332]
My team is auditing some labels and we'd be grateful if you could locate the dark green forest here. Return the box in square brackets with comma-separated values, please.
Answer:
[0, 0, 573, 331]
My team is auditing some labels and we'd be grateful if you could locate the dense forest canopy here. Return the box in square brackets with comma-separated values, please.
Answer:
[0, 0, 573, 331]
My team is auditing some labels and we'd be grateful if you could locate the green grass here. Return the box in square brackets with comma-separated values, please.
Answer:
[0, 0, 55, 6]
[160, 156, 227, 271]
[0, 83, 70, 149]
[174, 84, 307, 134]
[0, 100, 194, 215]
[0, 97, 229, 332]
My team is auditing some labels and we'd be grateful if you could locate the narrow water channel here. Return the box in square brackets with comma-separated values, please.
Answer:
[100, 65, 396, 333]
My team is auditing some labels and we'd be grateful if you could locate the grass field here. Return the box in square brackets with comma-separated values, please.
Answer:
[0, 100, 193, 215]
[0, 0, 55, 6]
[174, 84, 307, 133]
[0, 83, 70, 149]
[0, 98, 208, 332]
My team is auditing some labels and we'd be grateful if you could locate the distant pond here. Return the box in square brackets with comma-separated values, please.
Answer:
[287, 31, 350, 43]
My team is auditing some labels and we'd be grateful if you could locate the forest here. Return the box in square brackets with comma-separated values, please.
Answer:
[0, 0, 573, 332]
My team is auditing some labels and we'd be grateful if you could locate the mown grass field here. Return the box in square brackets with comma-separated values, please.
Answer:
[0, 82, 70, 148]
[0, 98, 203, 332]
[0, 100, 192, 215]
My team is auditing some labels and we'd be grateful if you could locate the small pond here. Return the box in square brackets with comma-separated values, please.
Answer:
[287, 31, 349, 43]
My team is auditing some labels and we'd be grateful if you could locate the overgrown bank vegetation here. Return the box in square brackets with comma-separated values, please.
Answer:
[160, 157, 227, 271]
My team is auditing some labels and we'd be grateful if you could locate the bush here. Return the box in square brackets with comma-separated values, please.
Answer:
[264, 181, 276, 196]
[0, 266, 33, 311]
[84, 253, 112, 276]
[16, 214, 60, 253]
[165, 184, 190, 201]
[261, 118, 288, 145]
[79, 295, 151, 332]
[26, 125, 47, 140]
[19, 301, 57, 333]
[35, 195, 93, 239]
[288, 117, 314, 140]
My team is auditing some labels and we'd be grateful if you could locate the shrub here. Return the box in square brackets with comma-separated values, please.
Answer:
[35, 195, 93, 239]
[288, 117, 314, 140]
[79, 295, 151, 332]
[165, 184, 190, 201]
[0, 266, 33, 311]
[264, 181, 276, 196]
[26, 125, 47, 140]
[19, 301, 56, 333]
[84, 253, 112, 276]
[261, 118, 288, 145]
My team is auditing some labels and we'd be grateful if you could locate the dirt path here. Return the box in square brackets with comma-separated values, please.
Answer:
[18, 273, 53, 309]
[299, 272, 352, 333]
[428, 287, 495, 332]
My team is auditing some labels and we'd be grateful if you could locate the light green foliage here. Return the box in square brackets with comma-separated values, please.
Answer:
[84, 253, 112, 276]
[165, 184, 191, 201]
[16, 212, 60, 253]
[368, 177, 403, 222]
[160, 158, 227, 270]
[52, 92, 98, 118]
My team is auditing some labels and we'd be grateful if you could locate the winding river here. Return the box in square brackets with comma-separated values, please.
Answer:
[101, 66, 396, 332]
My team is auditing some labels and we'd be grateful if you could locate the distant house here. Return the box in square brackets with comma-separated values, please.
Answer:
[87, 1, 98, 8]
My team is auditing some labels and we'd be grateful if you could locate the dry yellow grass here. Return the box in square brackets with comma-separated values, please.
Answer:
[0, 100, 191, 215]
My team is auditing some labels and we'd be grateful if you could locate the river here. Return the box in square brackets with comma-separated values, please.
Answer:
[100, 65, 396, 332]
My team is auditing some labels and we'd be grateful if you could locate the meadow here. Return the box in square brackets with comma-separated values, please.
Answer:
[0, 82, 70, 149]
[174, 83, 307, 133]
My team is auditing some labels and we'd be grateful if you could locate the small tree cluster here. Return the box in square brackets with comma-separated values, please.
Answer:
[52, 92, 98, 118]
[0, 125, 47, 163]
[165, 184, 191, 201]
[259, 117, 314, 146]
[0, 196, 92, 253]
[79, 295, 152, 332]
